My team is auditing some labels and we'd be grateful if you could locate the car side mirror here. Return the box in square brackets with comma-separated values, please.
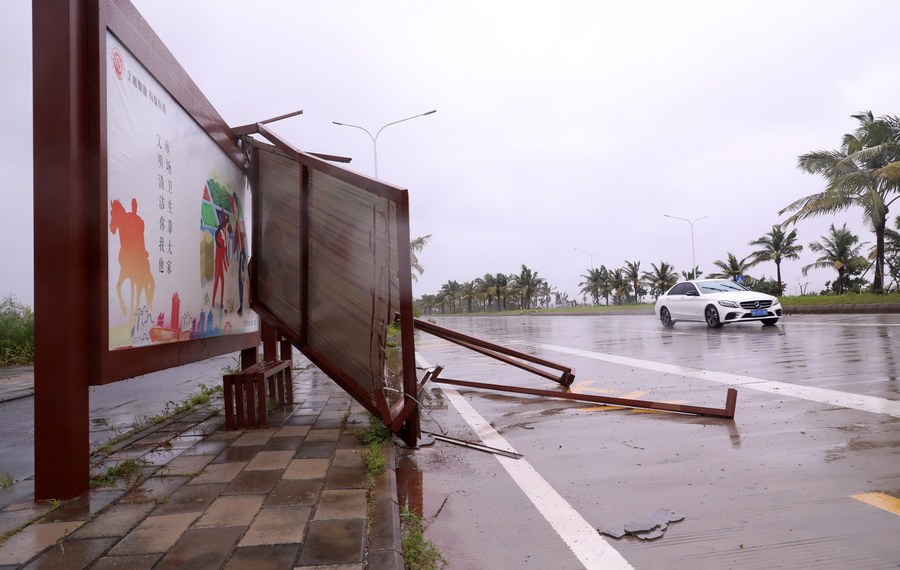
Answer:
[686, 290, 699, 296]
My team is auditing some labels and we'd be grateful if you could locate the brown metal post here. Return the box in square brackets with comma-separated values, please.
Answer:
[33, 0, 93, 500]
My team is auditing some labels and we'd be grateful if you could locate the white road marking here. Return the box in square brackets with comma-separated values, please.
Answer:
[525, 341, 900, 418]
[416, 354, 634, 570]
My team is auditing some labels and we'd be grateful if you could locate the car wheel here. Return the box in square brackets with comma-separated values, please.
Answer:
[659, 307, 674, 328]
[705, 305, 723, 328]
[762, 318, 779, 326]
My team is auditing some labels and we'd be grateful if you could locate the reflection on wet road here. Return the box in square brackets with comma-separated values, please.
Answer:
[402, 314, 900, 569]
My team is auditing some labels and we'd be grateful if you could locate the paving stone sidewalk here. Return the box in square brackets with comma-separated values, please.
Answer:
[0, 371, 403, 569]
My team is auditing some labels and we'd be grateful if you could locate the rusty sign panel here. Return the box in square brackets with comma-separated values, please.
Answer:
[246, 135, 419, 445]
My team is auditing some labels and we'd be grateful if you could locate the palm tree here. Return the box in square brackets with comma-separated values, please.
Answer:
[803, 223, 867, 294]
[460, 281, 476, 313]
[513, 265, 545, 310]
[610, 268, 630, 305]
[885, 215, 900, 291]
[748, 226, 804, 295]
[409, 234, 431, 282]
[709, 253, 756, 280]
[681, 266, 702, 281]
[623, 260, 646, 303]
[475, 273, 497, 311]
[782, 111, 900, 293]
[439, 280, 461, 313]
[596, 265, 613, 305]
[495, 273, 509, 311]
[579, 267, 604, 305]
[642, 261, 679, 299]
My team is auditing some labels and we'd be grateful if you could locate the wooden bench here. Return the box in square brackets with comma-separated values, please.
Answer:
[223, 359, 293, 429]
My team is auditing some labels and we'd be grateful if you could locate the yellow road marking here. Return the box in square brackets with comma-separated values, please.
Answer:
[851, 492, 900, 515]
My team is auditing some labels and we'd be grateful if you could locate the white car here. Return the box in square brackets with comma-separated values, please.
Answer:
[654, 279, 782, 328]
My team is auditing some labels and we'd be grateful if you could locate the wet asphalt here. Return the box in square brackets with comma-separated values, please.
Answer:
[400, 314, 900, 569]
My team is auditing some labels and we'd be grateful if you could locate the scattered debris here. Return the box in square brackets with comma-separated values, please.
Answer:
[598, 509, 684, 541]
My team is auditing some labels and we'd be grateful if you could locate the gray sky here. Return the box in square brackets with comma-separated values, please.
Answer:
[5, 1, 899, 308]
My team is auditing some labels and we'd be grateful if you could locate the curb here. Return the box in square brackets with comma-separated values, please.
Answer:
[369, 442, 405, 569]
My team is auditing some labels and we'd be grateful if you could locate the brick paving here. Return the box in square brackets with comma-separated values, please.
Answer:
[0, 372, 403, 569]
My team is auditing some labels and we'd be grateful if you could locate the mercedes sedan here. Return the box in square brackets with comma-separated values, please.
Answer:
[654, 279, 782, 328]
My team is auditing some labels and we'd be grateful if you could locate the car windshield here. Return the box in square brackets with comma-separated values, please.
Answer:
[697, 280, 748, 294]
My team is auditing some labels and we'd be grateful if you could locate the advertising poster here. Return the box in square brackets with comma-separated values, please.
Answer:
[106, 31, 257, 350]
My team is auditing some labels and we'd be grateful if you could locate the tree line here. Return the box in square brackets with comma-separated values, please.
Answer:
[415, 111, 900, 313]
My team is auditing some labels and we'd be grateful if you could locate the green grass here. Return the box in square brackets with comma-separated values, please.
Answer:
[401, 508, 448, 570]
[779, 291, 900, 306]
[90, 458, 144, 488]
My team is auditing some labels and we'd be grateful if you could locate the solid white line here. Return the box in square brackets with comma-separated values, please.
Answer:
[526, 342, 900, 418]
[416, 354, 634, 570]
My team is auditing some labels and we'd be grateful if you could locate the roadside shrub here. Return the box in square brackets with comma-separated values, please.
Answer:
[0, 296, 34, 367]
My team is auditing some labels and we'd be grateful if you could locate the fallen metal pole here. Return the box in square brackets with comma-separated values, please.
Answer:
[432, 376, 738, 419]
[413, 318, 575, 386]
[422, 430, 523, 459]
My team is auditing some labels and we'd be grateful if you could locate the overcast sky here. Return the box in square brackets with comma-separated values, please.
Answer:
[5, 1, 900, 308]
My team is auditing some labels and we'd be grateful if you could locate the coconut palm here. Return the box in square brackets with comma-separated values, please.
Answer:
[439, 280, 461, 313]
[781, 111, 900, 293]
[409, 234, 431, 282]
[748, 226, 804, 295]
[610, 268, 630, 305]
[623, 260, 646, 303]
[803, 223, 867, 294]
[885, 215, 900, 291]
[475, 273, 497, 311]
[579, 267, 605, 305]
[642, 261, 679, 299]
[513, 265, 545, 310]
[680, 266, 702, 281]
[495, 273, 509, 311]
[708, 253, 756, 280]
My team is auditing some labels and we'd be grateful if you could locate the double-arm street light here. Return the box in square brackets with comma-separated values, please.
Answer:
[573, 248, 601, 269]
[664, 214, 707, 279]
[332, 110, 437, 178]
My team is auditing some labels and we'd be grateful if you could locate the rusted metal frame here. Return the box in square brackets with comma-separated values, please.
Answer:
[33, 0, 93, 500]
[231, 110, 303, 135]
[233, 120, 351, 163]
[394, 194, 420, 447]
[432, 375, 738, 419]
[413, 318, 575, 386]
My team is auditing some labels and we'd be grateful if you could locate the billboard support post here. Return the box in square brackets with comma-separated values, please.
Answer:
[33, 0, 93, 500]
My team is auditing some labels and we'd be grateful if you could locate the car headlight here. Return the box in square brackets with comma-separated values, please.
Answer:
[718, 300, 738, 308]
[772, 299, 781, 306]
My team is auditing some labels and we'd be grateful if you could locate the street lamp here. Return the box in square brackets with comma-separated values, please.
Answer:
[664, 214, 707, 279]
[573, 248, 601, 269]
[332, 109, 437, 178]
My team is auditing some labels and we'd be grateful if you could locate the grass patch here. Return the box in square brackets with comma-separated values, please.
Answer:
[779, 291, 900, 306]
[0, 473, 12, 489]
[401, 508, 447, 570]
[90, 458, 144, 488]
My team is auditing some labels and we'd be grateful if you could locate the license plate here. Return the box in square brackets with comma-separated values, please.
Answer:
[751, 309, 767, 317]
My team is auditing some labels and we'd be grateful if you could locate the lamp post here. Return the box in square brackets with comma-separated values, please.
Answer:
[332, 110, 437, 178]
[664, 214, 707, 279]
[573, 248, 601, 269]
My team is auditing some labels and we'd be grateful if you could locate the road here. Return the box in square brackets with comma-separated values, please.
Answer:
[400, 314, 900, 569]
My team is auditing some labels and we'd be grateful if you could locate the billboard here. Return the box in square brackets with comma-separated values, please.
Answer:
[105, 32, 256, 350]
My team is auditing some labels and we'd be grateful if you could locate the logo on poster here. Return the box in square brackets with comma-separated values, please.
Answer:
[111, 47, 124, 80]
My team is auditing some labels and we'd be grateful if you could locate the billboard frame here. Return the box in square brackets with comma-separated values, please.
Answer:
[33, 0, 258, 498]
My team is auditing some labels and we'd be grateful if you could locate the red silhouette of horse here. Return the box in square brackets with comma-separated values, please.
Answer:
[109, 198, 155, 318]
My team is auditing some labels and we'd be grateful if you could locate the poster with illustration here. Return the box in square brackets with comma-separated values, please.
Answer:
[106, 31, 257, 350]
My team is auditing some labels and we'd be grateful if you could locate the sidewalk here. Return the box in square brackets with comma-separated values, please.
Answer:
[0, 367, 404, 569]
